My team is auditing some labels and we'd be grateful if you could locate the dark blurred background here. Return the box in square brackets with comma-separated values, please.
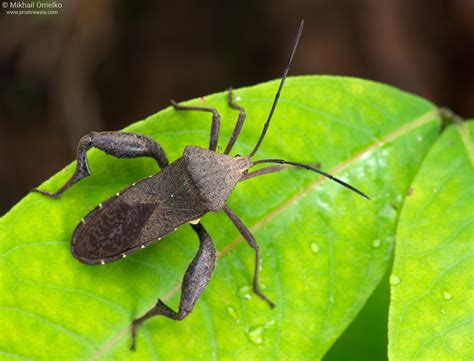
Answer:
[1, 0, 473, 215]
[1, 1, 472, 359]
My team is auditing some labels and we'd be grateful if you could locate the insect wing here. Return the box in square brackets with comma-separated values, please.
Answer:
[71, 158, 207, 265]
[71, 196, 157, 264]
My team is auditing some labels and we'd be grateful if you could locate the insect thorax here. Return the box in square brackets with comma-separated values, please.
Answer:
[183, 146, 250, 211]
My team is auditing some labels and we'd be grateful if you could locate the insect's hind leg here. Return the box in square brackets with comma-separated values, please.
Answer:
[224, 87, 246, 155]
[223, 205, 275, 308]
[32, 131, 169, 199]
[170, 100, 221, 151]
[130, 223, 216, 351]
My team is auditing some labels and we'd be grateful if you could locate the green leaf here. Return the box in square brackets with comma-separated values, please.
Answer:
[324, 271, 391, 361]
[389, 120, 474, 360]
[1, 76, 440, 360]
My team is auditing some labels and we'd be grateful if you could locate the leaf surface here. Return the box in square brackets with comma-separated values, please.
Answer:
[324, 272, 390, 361]
[389, 120, 474, 360]
[0, 76, 440, 360]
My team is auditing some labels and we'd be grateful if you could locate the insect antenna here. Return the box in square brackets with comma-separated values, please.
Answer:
[248, 20, 304, 158]
[253, 159, 370, 199]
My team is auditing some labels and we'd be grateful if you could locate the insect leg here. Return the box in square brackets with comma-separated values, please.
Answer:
[240, 162, 318, 182]
[240, 165, 285, 181]
[224, 87, 246, 155]
[170, 100, 220, 151]
[222, 205, 275, 308]
[32, 132, 168, 199]
[130, 223, 216, 351]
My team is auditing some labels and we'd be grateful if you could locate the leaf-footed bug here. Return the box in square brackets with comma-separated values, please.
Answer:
[32, 20, 369, 350]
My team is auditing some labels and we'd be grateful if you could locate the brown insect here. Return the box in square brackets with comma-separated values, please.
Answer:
[32, 20, 368, 350]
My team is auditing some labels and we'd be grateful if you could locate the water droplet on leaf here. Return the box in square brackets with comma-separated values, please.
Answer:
[247, 325, 264, 345]
[237, 285, 252, 300]
[443, 291, 452, 300]
[372, 239, 382, 248]
[390, 275, 401, 285]
[226, 306, 240, 322]
[246, 320, 274, 346]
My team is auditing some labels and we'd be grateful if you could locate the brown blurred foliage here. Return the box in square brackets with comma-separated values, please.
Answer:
[0, 0, 473, 214]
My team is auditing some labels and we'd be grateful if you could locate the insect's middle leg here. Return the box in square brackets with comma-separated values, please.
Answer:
[223, 204, 275, 308]
[131, 223, 216, 351]
[32, 131, 169, 199]
[224, 87, 246, 155]
[170, 100, 220, 151]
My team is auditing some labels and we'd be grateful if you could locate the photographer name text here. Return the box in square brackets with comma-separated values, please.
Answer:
[6, 1, 62, 9]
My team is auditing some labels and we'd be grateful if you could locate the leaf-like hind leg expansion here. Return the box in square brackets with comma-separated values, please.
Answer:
[130, 223, 216, 351]
[223, 205, 275, 308]
[32, 132, 169, 199]
[170, 100, 221, 152]
[224, 87, 246, 155]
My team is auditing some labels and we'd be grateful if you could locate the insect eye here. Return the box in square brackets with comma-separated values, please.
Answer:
[243, 170, 249, 175]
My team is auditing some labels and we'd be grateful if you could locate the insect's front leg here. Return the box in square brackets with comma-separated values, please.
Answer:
[170, 100, 221, 151]
[131, 223, 216, 351]
[240, 165, 285, 181]
[32, 132, 168, 199]
[223, 205, 275, 308]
